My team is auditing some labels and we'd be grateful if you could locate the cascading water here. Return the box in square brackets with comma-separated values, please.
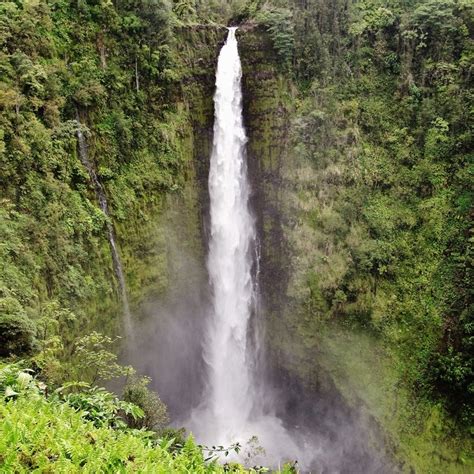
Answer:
[76, 118, 132, 335]
[188, 27, 306, 468]
[205, 26, 256, 439]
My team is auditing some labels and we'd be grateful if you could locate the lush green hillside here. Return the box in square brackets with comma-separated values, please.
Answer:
[290, 0, 473, 426]
[0, 0, 227, 352]
[0, 0, 172, 348]
[237, 0, 473, 471]
[0, 0, 472, 472]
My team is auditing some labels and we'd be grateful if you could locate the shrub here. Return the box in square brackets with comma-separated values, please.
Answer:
[122, 375, 169, 432]
[0, 299, 37, 357]
[63, 385, 144, 430]
[0, 364, 43, 399]
[71, 332, 133, 383]
[255, 7, 294, 68]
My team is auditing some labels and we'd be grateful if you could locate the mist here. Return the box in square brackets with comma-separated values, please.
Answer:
[123, 262, 394, 473]
[124, 232, 209, 419]
[122, 29, 396, 473]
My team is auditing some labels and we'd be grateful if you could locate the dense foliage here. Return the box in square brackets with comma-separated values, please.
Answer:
[239, 0, 472, 468]
[0, 364, 258, 473]
[284, 0, 473, 427]
[0, 0, 472, 471]
[0, 0, 180, 349]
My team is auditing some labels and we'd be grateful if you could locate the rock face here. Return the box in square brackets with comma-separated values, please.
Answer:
[237, 28, 397, 473]
[237, 22, 327, 406]
[238, 27, 293, 339]
[122, 26, 396, 472]
[178, 27, 227, 240]
[238, 27, 314, 380]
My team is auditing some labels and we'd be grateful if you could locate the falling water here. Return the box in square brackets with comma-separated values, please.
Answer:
[188, 28, 306, 468]
[76, 118, 132, 335]
[206, 26, 256, 437]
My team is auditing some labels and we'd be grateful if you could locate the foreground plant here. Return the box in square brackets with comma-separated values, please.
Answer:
[0, 364, 299, 472]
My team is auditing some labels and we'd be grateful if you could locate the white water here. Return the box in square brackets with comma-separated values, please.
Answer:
[188, 28, 309, 469]
[206, 26, 256, 438]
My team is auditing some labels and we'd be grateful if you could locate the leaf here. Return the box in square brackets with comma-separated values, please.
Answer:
[159, 437, 175, 450]
[16, 371, 32, 388]
[54, 381, 90, 394]
[4, 386, 18, 398]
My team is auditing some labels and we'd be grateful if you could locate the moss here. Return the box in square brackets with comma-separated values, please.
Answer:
[239, 26, 296, 330]
[238, 23, 473, 473]
[314, 327, 474, 473]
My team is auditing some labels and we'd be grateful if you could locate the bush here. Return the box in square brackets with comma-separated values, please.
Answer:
[0, 364, 42, 399]
[0, 301, 37, 357]
[63, 385, 144, 430]
[255, 7, 294, 68]
[71, 332, 133, 384]
[122, 375, 169, 432]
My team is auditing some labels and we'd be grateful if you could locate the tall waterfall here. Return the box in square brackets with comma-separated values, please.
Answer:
[189, 28, 305, 468]
[206, 26, 256, 439]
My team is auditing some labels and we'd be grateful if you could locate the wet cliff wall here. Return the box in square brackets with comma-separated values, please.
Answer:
[237, 15, 473, 472]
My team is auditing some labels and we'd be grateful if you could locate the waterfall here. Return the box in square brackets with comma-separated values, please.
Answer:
[76, 118, 132, 334]
[206, 26, 256, 438]
[188, 28, 306, 468]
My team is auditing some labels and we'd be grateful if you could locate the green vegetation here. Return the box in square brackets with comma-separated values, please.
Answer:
[238, 0, 473, 471]
[290, 0, 473, 425]
[0, 0, 177, 345]
[0, 363, 258, 473]
[0, 0, 472, 472]
[254, 7, 294, 69]
[0, 0, 233, 351]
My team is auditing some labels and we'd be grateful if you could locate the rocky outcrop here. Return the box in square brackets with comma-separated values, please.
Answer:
[239, 26, 293, 332]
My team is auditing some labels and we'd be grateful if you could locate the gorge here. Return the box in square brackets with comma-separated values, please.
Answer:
[0, 1, 472, 473]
